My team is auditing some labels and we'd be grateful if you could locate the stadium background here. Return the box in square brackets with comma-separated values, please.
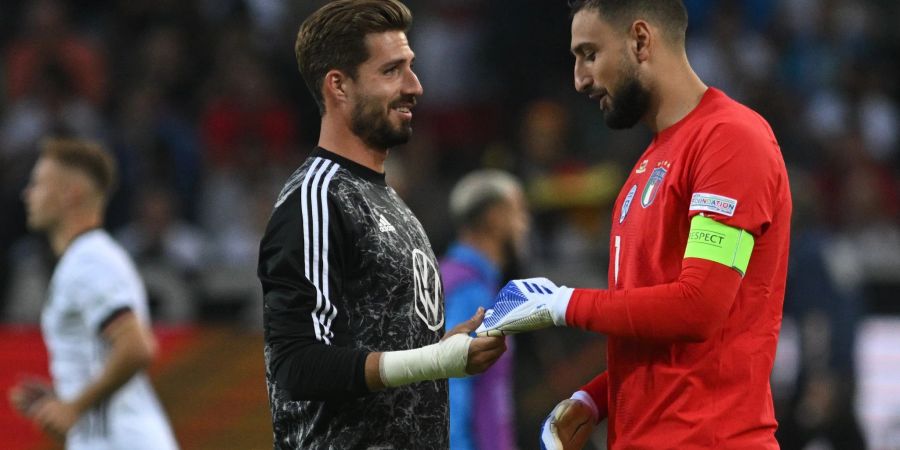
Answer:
[0, 0, 898, 448]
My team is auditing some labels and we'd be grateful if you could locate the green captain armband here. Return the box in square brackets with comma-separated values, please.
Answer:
[684, 215, 755, 275]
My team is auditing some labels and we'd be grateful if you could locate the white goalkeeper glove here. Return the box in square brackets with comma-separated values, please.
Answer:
[475, 277, 573, 337]
[540, 391, 599, 450]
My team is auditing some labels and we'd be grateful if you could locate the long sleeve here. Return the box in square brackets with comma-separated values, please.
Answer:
[259, 172, 369, 401]
[579, 371, 609, 422]
[566, 257, 743, 342]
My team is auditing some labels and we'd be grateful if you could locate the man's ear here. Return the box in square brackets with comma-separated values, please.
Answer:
[630, 20, 652, 63]
[323, 69, 351, 105]
[73, 175, 97, 206]
[56, 173, 81, 207]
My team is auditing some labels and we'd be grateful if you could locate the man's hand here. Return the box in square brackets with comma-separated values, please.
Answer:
[8, 378, 53, 416]
[476, 278, 573, 337]
[541, 398, 597, 450]
[30, 396, 81, 441]
[445, 307, 507, 375]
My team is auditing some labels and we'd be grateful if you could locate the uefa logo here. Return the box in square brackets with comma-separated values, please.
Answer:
[412, 249, 444, 331]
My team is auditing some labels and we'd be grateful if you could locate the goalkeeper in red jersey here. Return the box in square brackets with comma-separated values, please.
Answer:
[477, 1, 791, 449]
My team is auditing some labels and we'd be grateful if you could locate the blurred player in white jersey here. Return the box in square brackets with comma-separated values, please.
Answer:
[8, 138, 178, 450]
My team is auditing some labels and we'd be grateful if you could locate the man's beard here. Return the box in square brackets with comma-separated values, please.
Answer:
[603, 65, 651, 130]
[350, 94, 413, 151]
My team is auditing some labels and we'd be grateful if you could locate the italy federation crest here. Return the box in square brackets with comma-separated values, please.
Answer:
[640, 167, 668, 208]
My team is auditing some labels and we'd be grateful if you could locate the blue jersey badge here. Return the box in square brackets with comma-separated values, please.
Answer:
[620, 184, 638, 224]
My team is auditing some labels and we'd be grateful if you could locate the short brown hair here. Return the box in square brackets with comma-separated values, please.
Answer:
[569, 0, 688, 46]
[295, 0, 413, 115]
[40, 138, 118, 197]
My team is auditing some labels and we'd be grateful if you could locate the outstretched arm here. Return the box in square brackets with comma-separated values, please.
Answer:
[477, 215, 753, 342]
[567, 257, 741, 341]
[365, 307, 506, 391]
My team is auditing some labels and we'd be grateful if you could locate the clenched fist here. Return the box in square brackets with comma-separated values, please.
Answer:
[540, 398, 597, 450]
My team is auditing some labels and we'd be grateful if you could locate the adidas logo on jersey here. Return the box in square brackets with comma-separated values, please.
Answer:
[378, 214, 396, 232]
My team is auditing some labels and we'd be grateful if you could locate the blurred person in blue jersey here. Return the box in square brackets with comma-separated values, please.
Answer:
[441, 170, 529, 450]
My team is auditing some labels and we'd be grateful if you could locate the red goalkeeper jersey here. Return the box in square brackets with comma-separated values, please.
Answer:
[584, 88, 791, 449]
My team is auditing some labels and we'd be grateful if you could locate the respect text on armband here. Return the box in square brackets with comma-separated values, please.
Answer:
[689, 230, 727, 247]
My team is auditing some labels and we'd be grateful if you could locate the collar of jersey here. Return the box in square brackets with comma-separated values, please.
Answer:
[313, 147, 387, 186]
[654, 87, 722, 143]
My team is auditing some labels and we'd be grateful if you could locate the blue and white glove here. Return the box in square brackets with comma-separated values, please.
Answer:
[475, 277, 573, 337]
[540, 392, 599, 450]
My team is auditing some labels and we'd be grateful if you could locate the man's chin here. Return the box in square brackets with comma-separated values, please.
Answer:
[363, 130, 412, 151]
[386, 125, 413, 146]
[25, 215, 50, 232]
[603, 111, 640, 130]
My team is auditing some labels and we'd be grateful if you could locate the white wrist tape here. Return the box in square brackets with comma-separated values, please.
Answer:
[570, 390, 600, 424]
[551, 287, 574, 326]
[379, 334, 473, 387]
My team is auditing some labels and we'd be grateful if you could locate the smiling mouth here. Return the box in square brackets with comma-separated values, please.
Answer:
[588, 90, 607, 102]
[390, 102, 415, 121]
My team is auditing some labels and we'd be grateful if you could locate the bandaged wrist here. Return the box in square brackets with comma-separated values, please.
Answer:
[551, 287, 574, 326]
[570, 390, 600, 424]
[379, 334, 473, 387]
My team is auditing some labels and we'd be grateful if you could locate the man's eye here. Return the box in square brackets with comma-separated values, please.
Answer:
[385, 67, 399, 75]
[585, 51, 595, 61]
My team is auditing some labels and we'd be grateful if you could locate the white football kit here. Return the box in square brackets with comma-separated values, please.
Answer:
[42, 229, 178, 450]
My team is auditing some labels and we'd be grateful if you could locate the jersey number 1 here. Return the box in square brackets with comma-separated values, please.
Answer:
[614, 235, 621, 287]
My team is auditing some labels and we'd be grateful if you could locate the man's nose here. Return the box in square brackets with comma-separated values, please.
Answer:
[574, 62, 593, 93]
[404, 68, 423, 97]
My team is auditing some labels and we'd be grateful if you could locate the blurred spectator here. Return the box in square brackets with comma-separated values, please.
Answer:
[130, 26, 205, 114]
[687, 3, 777, 100]
[117, 186, 206, 275]
[1, 0, 109, 217]
[1, 63, 106, 159]
[116, 82, 203, 220]
[1, 1, 101, 316]
[195, 43, 303, 323]
[198, 151, 282, 326]
[412, 1, 500, 172]
[4, 0, 107, 106]
[117, 186, 206, 322]
[2, 236, 54, 323]
[441, 170, 528, 450]
[198, 142, 285, 267]
[512, 99, 621, 287]
[776, 168, 868, 449]
[200, 51, 300, 169]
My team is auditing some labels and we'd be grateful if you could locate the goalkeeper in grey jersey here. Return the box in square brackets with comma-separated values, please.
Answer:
[257, 1, 506, 449]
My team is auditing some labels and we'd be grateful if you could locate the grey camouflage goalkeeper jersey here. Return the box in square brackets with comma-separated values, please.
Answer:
[258, 147, 448, 449]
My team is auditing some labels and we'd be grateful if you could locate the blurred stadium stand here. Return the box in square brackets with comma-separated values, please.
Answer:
[1, 0, 898, 449]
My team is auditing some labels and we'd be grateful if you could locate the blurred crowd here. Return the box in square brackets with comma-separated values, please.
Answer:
[0, 0, 898, 448]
